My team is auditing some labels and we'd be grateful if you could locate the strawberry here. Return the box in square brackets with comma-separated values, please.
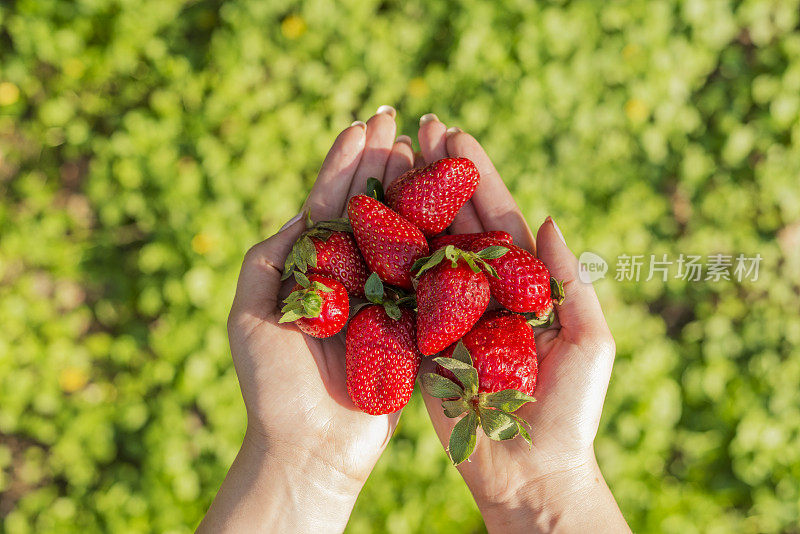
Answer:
[279, 273, 349, 338]
[416, 260, 489, 356]
[412, 245, 508, 355]
[438, 310, 538, 396]
[346, 305, 422, 415]
[282, 218, 370, 297]
[469, 239, 565, 324]
[385, 157, 480, 237]
[421, 310, 538, 464]
[429, 231, 513, 251]
[347, 194, 429, 290]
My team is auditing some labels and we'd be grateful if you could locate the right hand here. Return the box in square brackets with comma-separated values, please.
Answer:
[415, 114, 629, 533]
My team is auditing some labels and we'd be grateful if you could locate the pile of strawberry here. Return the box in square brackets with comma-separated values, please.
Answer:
[279, 157, 564, 464]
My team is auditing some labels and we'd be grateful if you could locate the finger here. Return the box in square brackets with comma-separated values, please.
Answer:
[417, 113, 448, 163]
[443, 127, 483, 234]
[413, 150, 425, 168]
[344, 106, 397, 206]
[447, 203, 484, 234]
[446, 131, 535, 252]
[416, 358, 456, 446]
[384, 135, 414, 188]
[304, 123, 367, 221]
[229, 215, 307, 327]
[535, 217, 611, 342]
[531, 217, 615, 438]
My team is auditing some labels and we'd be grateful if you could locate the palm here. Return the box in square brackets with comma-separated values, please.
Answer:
[423, 331, 614, 495]
[227, 108, 415, 482]
[229, 321, 397, 479]
[525, 334, 612, 453]
[414, 117, 615, 503]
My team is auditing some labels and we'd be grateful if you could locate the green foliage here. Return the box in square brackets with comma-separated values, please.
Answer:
[2, 0, 800, 532]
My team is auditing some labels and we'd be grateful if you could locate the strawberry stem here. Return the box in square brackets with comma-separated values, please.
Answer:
[411, 245, 508, 279]
[420, 341, 536, 465]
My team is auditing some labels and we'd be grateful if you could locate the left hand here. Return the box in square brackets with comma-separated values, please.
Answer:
[199, 106, 417, 533]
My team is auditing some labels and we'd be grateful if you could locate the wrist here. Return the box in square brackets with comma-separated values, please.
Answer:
[475, 453, 620, 534]
[199, 428, 366, 533]
[243, 428, 365, 530]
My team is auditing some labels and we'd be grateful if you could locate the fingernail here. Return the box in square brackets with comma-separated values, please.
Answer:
[395, 135, 412, 146]
[446, 126, 461, 136]
[350, 120, 366, 129]
[547, 216, 566, 245]
[376, 104, 396, 118]
[279, 209, 306, 232]
[419, 113, 438, 125]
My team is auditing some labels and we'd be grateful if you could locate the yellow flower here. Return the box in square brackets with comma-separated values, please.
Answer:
[622, 44, 640, 60]
[625, 98, 648, 123]
[281, 15, 307, 40]
[191, 232, 215, 255]
[0, 82, 20, 106]
[64, 58, 85, 79]
[408, 77, 429, 99]
[60, 368, 89, 393]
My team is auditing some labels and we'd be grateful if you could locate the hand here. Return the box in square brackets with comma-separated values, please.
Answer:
[415, 115, 630, 533]
[199, 106, 417, 533]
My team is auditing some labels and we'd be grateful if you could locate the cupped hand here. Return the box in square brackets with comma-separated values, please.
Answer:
[227, 107, 417, 479]
[201, 108, 417, 532]
[416, 116, 628, 532]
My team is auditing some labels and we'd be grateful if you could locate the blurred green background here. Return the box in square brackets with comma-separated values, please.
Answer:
[2, 0, 800, 532]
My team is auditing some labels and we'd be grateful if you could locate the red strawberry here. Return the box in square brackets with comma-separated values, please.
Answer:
[430, 231, 513, 251]
[346, 305, 422, 415]
[469, 239, 565, 322]
[385, 157, 480, 237]
[308, 232, 369, 297]
[416, 260, 489, 355]
[421, 310, 538, 464]
[347, 194, 429, 290]
[279, 274, 349, 338]
[439, 310, 538, 396]
[282, 218, 370, 297]
[413, 247, 497, 355]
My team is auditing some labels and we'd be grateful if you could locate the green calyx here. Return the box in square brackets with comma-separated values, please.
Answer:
[525, 277, 566, 328]
[281, 216, 353, 281]
[359, 272, 415, 321]
[278, 272, 334, 323]
[420, 341, 535, 465]
[526, 311, 555, 328]
[365, 177, 385, 203]
[551, 277, 566, 305]
[411, 244, 509, 279]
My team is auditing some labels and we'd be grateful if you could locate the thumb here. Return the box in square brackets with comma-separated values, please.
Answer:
[417, 358, 456, 446]
[535, 217, 611, 341]
[230, 211, 307, 326]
